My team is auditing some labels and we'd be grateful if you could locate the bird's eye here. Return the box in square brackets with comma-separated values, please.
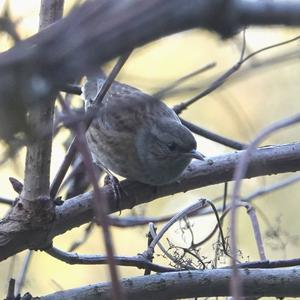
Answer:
[167, 142, 177, 151]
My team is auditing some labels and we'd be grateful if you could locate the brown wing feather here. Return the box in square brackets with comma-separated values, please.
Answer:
[84, 79, 180, 180]
[99, 80, 178, 131]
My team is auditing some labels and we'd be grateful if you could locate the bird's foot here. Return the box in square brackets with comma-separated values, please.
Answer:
[104, 174, 124, 214]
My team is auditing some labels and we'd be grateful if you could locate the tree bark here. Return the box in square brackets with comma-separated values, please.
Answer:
[37, 268, 300, 299]
[1, 142, 300, 261]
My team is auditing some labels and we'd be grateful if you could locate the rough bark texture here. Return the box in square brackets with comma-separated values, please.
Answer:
[21, 0, 64, 201]
[0, 0, 65, 261]
[38, 268, 300, 299]
[1, 142, 300, 261]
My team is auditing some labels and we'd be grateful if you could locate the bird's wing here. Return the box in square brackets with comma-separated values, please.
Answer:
[95, 80, 179, 132]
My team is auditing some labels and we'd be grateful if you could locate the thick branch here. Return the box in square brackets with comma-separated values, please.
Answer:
[14, 0, 300, 81]
[38, 268, 300, 299]
[50, 141, 300, 245]
[52, 142, 300, 239]
[1, 1, 300, 139]
[1, 142, 299, 261]
[21, 0, 64, 201]
[0, 2, 66, 262]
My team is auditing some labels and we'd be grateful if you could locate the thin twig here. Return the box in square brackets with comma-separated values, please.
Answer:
[148, 223, 195, 270]
[7, 256, 16, 294]
[230, 113, 300, 300]
[203, 199, 228, 256]
[94, 52, 132, 107]
[68, 222, 95, 252]
[45, 246, 175, 272]
[243, 172, 300, 203]
[107, 195, 224, 227]
[5, 278, 15, 300]
[244, 204, 266, 260]
[174, 34, 300, 114]
[50, 51, 132, 199]
[192, 200, 265, 263]
[144, 224, 156, 275]
[145, 199, 208, 259]
[15, 250, 33, 295]
[60, 84, 82, 95]
[181, 118, 246, 150]
[0, 196, 14, 205]
[58, 96, 123, 300]
[231, 257, 300, 269]
[153, 62, 216, 99]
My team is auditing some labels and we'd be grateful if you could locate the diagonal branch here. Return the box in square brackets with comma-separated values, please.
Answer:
[1, 1, 300, 140]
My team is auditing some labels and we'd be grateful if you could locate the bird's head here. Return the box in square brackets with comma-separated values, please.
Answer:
[136, 118, 204, 185]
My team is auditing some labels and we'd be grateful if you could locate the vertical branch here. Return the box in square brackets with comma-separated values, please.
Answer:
[13, 1, 64, 297]
[76, 128, 123, 300]
[21, 0, 64, 202]
[15, 251, 34, 295]
[57, 94, 123, 300]
[230, 113, 300, 300]
[38, 0, 64, 30]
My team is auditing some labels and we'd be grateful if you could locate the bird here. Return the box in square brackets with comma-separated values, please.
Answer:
[82, 76, 205, 186]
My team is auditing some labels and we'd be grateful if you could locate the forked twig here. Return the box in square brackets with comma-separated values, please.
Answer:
[45, 246, 175, 273]
[230, 113, 300, 299]
[174, 34, 300, 114]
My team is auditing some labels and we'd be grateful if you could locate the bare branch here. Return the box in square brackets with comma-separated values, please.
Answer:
[0, 197, 14, 206]
[231, 257, 300, 269]
[230, 113, 300, 299]
[57, 95, 123, 299]
[143, 200, 209, 269]
[181, 118, 247, 150]
[0, 0, 300, 140]
[153, 62, 216, 99]
[173, 34, 300, 114]
[50, 52, 132, 199]
[243, 172, 300, 203]
[245, 204, 266, 261]
[37, 268, 300, 300]
[145, 199, 208, 258]
[45, 246, 175, 273]
[20, 0, 64, 202]
[15, 250, 33, 295]
[5, 278, 15, 300]
[68, 222, 94, 252]
[1, 142, 300, 261]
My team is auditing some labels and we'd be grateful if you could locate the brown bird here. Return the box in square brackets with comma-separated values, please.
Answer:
[83, 77, 204, 186]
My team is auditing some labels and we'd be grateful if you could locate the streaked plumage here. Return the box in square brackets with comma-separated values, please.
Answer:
[83, 78, 204, 185]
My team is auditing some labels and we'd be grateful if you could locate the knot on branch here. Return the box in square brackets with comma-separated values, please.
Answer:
[0, 197, 55, 259]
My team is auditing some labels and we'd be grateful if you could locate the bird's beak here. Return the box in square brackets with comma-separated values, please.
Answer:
[186, 149, 205, 161]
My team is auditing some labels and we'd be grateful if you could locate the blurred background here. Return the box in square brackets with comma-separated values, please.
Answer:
[0, 0, 300, 298]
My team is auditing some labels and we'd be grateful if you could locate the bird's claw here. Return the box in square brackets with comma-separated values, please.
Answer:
[104, 174, 125, 214]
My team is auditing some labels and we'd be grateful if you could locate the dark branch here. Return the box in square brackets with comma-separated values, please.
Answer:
[1, 141, 298, 262]
[46, 246, 175, 273]
[37, 268, 300, 299]
[1, 0, 300, 140]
